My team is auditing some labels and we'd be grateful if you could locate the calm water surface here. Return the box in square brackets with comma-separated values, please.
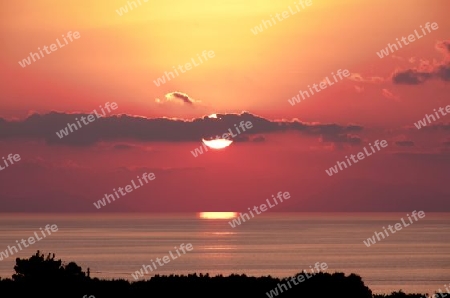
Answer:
[0, 213, 448, 295]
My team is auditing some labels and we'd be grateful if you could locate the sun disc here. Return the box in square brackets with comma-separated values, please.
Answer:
[202, 138, 232, 149]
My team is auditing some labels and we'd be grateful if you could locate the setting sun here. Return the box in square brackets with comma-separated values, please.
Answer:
[201, 138, 233, 149]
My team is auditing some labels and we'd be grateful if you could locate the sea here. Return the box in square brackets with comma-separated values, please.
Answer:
[0, 213, 448, 295]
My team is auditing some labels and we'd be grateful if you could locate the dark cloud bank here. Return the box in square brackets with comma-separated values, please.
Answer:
[0, 112, 362, 146]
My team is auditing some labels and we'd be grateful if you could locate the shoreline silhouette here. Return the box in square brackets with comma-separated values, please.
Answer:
[0, 251, 434, 298]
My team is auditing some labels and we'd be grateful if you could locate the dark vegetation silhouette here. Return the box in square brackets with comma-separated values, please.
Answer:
[0, 251, 430, 298]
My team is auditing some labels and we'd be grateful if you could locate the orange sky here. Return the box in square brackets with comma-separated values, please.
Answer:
[0, 0, 449, 212]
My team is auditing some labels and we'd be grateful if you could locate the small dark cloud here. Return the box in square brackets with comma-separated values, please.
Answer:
[393, 151, 450, 161]
[320, 134, 362, 145]
[163, 92, 198, 105]
[392, 70, 433, 85]
[436, 40, 450, 55]
[441, 138, 450, 147]
[395, 141, 414, 147]
[226, 135, 265, 143]
[421, 123, 450, 131]
[252, 135, 265, 142]
[392, 40, 450, 85]
[17, 157, 86, 170]
[232, 135, 250, 142]
[113, 144, 135, 150]
[436, 64, 450, 82]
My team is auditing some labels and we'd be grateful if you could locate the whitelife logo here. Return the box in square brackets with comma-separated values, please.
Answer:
[363, 211, 425, 247]
[250, 0, 312, 35]
[55, 102, 118, 139]
[288, 69, 350, 106]
[153, 51, 215, 87]
[265, 262, 328, 298]
[131, 243, 193, 280]
[376, 22, 439, 58]
[93, 172, 156, 209]
[115, 0, 149, 16]
[0, 224, 58, 261]
[427, 284, 450, 298]
[228, 191, 290, 228]
[325, 140, 388, 177]
[414, 104, 450, 129]
[0, 153, 21, 172]
[18, 31, 81, 68]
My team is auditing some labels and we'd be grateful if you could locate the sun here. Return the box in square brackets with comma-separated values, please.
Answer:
[198, 212, 238, 219]
[202, 138, 233, 149]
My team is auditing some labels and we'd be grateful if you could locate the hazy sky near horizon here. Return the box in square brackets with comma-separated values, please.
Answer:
[0, 0, 449, 212]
